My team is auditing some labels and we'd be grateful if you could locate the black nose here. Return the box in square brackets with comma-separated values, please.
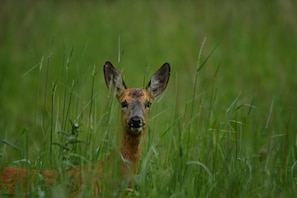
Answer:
[128, 116, 143, 129]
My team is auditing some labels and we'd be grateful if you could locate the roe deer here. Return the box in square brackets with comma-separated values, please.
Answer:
[0, 61, 170, 196]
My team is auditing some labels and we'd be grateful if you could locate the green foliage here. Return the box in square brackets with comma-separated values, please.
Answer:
[1, 0, 296, 197]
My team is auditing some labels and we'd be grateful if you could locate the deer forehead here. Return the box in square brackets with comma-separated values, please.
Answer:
[119, 88, 153, 103]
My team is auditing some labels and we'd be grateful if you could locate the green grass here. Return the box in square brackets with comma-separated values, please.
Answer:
[1, 0, 297, 197]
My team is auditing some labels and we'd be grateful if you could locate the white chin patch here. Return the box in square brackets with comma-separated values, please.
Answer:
[130, 127, 142, 133]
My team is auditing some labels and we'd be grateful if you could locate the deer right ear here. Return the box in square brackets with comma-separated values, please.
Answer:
[104, 61, 127, 98]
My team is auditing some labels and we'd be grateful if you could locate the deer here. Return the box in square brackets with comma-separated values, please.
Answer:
[0, 61, 170, 196]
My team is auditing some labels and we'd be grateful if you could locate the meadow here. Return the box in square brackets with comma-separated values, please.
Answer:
[1, 0, 297, 197]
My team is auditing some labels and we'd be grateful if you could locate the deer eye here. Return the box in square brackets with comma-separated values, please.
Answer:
[121, 100, 128, 108]
[145, 101, 152, 108]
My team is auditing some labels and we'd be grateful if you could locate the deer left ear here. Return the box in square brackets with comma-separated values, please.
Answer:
[104, 61, 127, 98]
[146, 63, 170, 98]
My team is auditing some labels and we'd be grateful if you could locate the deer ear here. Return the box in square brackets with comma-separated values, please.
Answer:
[146, 63, 170, 97]
[104, 61, 127, 98]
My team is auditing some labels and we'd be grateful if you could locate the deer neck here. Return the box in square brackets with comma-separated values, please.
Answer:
[120, 130, 144, 177]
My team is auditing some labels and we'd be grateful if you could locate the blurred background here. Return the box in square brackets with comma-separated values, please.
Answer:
[0, 0, 296, 172]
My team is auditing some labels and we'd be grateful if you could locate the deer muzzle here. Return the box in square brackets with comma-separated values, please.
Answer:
[128, 116, 144, 134]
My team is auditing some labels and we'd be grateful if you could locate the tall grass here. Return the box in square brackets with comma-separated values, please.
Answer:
[1, 0, 297, 197]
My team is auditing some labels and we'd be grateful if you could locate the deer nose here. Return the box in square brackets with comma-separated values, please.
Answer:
[128, 116, 143, 130]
